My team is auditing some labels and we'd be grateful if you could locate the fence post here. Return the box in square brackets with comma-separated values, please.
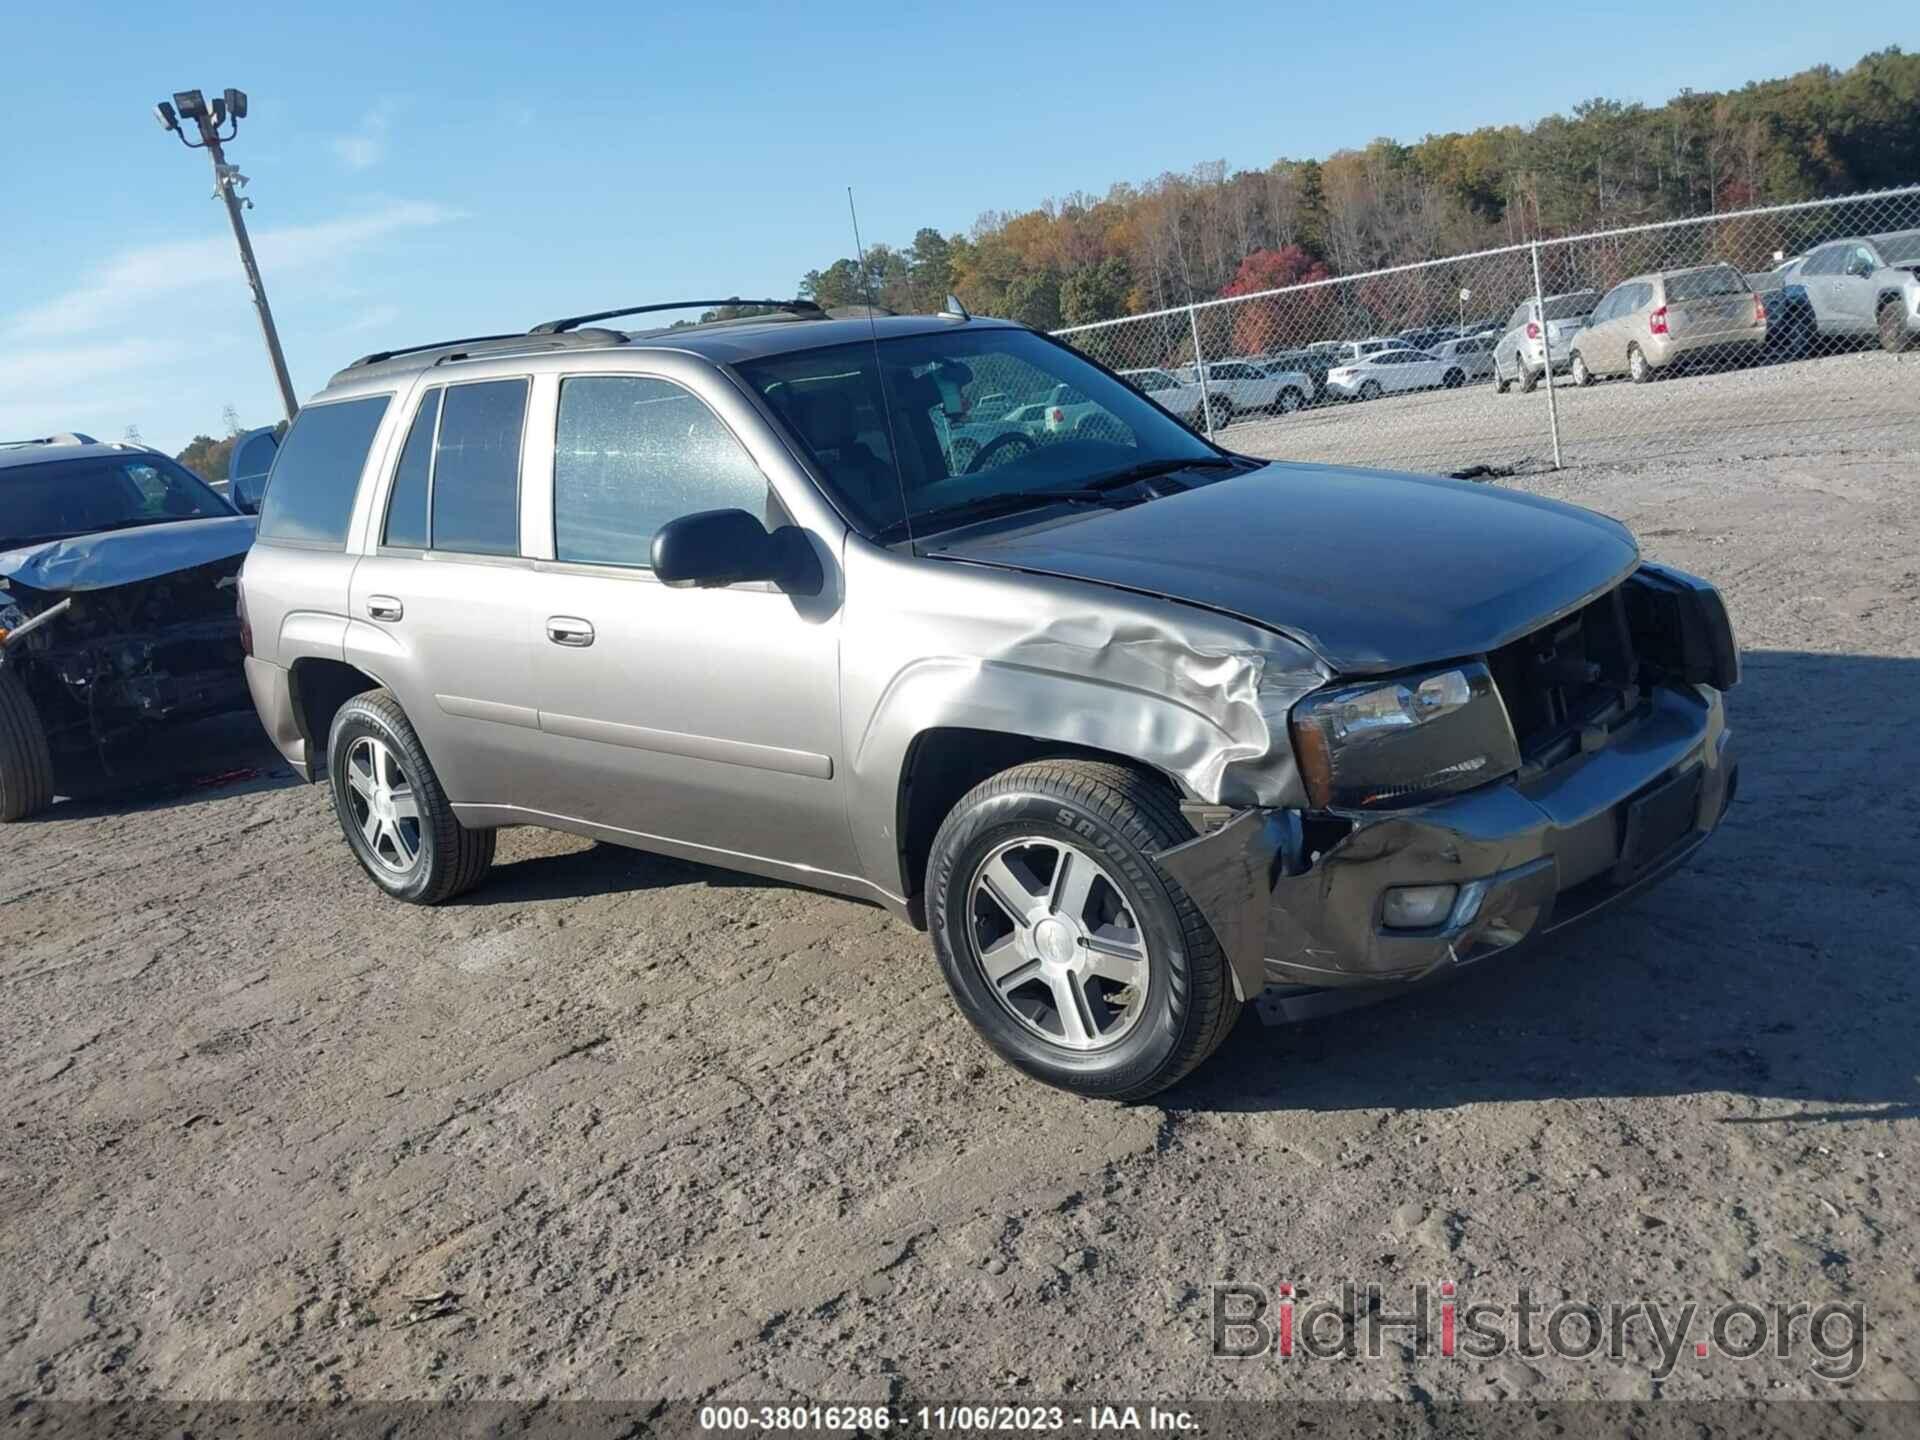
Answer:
[1186, 302, 1214, 440]
[1529, 239, 1564, 471]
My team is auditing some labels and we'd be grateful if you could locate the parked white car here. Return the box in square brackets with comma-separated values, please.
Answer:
[1324, 348, 1450, 400]
[1191, 359, 1313, 419]
[1331, 337, 1414, 364]
[1492, 291, 1601, 392]
[1119, 367, 1220, 429]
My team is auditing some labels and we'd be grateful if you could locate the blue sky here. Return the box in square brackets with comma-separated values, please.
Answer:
[5, 3, 1913, 453]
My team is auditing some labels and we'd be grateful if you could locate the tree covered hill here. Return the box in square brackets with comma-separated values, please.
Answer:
[800, 48, 1920, 330]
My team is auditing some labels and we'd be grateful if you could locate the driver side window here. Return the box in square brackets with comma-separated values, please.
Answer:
[553, 376, 770, 569]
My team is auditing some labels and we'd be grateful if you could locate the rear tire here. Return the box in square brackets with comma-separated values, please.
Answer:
[1880, 301, 1915, 353]
[1276, 387, 1305, 414]
[1518, 363, 1539, 394]
[327, 689, 495, 904]
[1628, 344, 1652, 383]
[1443, 368, 1465, 389]
[0, 668, 54, 823]
[1207, 395, 1234, 428]
[1358, 380, 1383, 401]
[926, 759, 1241, 1101]
[1570, 352, 1593, 387]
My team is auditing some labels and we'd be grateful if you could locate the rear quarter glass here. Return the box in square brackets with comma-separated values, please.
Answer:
[256, 395, 392, 546]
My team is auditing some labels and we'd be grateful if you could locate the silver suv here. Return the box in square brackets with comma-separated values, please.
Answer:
[240, 298, 1740, 1099]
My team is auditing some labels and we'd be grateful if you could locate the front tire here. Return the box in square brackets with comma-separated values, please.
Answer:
[1206, 395, 1233, 429]
[1276, 386, 1305, 414]
[0, 669, 54, 822]
[1443, 368, 1465, 389]
[926, 759, 1241, 1101]
[327, 689, 495, 904]
[1880, 301, 1916, 353]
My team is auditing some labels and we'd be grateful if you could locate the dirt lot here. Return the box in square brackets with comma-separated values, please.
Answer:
[3, 422, 1918, 1419]
[1221, 346, 1919, 479]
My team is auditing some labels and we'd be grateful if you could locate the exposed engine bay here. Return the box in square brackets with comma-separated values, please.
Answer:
[0, 555, 249, 767]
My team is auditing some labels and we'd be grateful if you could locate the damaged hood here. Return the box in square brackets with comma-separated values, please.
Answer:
[928, 462, 1639, 673]
[0, 515, 256, 595]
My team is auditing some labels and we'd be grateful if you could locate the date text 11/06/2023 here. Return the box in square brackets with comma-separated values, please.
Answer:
[698, 1404, 1200, 1432]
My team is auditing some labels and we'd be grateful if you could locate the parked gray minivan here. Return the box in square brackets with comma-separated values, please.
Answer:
[240, 299, 1740, 1099]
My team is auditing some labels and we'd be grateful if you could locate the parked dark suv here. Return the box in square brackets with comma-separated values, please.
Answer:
[238, 298, 1740, 1099]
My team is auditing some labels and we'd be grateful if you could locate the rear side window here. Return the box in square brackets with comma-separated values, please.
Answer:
[430, 380, 527, 556]
[382, 389, 440, 549]
[1666, 267, 1746, 302]
[553, 376, 767, 568]
[256, 396, 391, 546]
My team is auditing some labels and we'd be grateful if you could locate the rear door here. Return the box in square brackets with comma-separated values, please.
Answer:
[346, 377, 545, 809]
[1584, 287, 1626, 372]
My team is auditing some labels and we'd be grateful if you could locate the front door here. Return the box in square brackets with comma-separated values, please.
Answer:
[522, 371, 857, 880]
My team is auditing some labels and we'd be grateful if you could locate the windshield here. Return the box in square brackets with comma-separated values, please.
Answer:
[1, 453, 233, 551]
[734, 327, 1218, 539]
[1666, 266, 1747, 302]
[1877, 231, 1920, 265]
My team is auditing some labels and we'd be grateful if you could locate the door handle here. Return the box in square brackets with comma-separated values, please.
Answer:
[367, 595, 404, 621]
[546, 616, 595, 647]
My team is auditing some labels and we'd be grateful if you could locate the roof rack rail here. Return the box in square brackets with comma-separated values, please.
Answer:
[530, 298, 824, 335]
[347, 334, 527, 369]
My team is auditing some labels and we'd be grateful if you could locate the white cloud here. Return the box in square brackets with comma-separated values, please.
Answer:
[3, 201, 464, 340]
[330, 102, 395, 172]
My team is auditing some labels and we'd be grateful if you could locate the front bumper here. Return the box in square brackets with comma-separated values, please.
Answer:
[1158, 683, 1735, 1006]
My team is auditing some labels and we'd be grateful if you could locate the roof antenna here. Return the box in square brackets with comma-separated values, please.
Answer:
[940, 293, 971, 321]
[847, 186, 913, 548]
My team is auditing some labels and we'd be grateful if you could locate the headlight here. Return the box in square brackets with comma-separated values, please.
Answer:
[1290, 662, 1519, 810]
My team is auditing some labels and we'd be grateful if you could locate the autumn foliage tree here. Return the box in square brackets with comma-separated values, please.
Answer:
[1218, 246, 1332, 354]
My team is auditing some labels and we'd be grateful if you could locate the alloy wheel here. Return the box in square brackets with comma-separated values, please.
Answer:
[344, 735, 422, 873]
[968, 836, 1151, 1051]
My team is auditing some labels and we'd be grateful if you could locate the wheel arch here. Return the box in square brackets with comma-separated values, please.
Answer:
[288, 657, 386, 780]
[894, 727, 1184, 927]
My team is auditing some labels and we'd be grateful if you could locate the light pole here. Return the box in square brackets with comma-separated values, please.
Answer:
[154, 88, 299, 422]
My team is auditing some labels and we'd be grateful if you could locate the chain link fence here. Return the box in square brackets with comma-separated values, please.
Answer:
[1053, 185, 1920, 477]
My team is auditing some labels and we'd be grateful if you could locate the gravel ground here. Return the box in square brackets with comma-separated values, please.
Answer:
[1221, 345, 1919, 479]
[2, 416, 1917, 1421]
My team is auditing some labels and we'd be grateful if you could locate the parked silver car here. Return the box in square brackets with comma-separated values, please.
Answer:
[239, 300, 1739, 1099]
[1569, 264, 1768, 385]
[1429, 334, 1497, 384]
[1792, 230, 1920, 352]
[1492, 291, 1601, 392]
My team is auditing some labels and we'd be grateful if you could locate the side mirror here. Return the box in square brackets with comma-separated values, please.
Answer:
[651, 508, 818, 593]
